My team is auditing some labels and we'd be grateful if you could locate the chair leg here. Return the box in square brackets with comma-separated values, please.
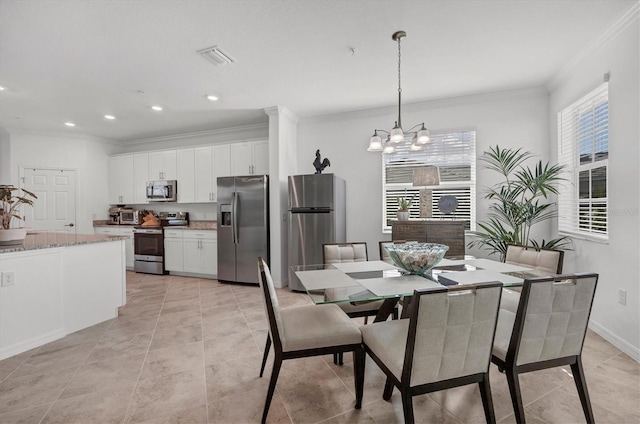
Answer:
[333, 353, 338, 365]
[392, 307, 398, 320]
[334, 352, 344, 366]
[364, 316, 369, 325]
[259, 335, 271, 378]
[400, 388, 415, 424]
[261, 354, 282, 424]
[353, 346, 365, 409]
[505, 369, 526, 424]
[478, 373, 497, 424]
[383, 376, 394, 400]
[571, 356, 595, 424]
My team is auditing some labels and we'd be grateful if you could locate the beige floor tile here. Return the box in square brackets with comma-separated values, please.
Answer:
[149, 323, 202, 351]
[10, 340, 96, 378]
[107, 315, 158, 336]
[205, 354, 270, 401]
[363, 393, 463, 424]
[86, 332, 153, 364]
[42, 383, 135, 424]
[0, 402, 53, 424]
[202, 317, 251, 340]
[136, 404, 208, 424]
[201, 305, 243, 323]
[156, 309, 202, 329]
[126, 369, 206, 423]
[319, 408, 377, 424]
[140, 342, 204, 380]
[203, 330, 260, 365]
[0, 366, 77, 413]
[127, 293, 167, 306]
[207, 387, 291, 423]
[60, 353, 145, 399]
[117, 302, 163, 319]
[160, 297, 201, 316]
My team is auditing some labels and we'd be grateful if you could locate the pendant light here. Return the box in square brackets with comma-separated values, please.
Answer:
[368, 31, 431, 153]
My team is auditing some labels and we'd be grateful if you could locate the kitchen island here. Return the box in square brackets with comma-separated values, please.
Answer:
[0, 232, 127, 360]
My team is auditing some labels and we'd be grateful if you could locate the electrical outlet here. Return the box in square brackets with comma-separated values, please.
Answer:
[618, 289, 627, 306]
[1, 271, 15, 287]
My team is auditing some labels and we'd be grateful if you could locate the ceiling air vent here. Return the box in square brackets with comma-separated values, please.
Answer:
[197, 45, 236, 67]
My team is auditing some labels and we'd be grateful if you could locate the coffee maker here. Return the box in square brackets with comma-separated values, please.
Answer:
[108, 206, 121, 224]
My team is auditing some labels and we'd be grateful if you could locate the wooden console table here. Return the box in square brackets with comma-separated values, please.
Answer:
[391, 220, 466, 257]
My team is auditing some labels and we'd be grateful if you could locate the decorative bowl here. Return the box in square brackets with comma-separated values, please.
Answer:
[384, 243, 449, 277]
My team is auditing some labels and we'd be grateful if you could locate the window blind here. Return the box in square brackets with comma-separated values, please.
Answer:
[558, 83, 609, 239]
[382, 130, 476, 231]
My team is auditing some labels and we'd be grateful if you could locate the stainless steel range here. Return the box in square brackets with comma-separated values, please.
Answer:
[133, 212, 189, 275]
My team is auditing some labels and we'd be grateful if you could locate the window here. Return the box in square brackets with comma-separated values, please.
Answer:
[382, 130, 476, 232]
[558, 83, 609, 239]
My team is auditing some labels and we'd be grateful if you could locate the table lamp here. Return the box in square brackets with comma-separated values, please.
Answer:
[412, 166, 440, 218]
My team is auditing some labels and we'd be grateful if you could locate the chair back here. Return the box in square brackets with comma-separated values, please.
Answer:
[505, 244, 564, 274]
[323, 242, 368, 264]
[403, 282, 503, 387]
[507, 273, 598, 366]
[258, 257, 283, 352]
[379, 240, 418, 263]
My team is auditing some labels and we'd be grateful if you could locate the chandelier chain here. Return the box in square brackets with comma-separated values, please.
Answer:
[398, 35, 402, 96]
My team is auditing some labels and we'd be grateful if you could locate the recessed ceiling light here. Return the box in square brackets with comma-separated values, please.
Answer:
[206, 94, 219, 101]
[104, 115, 116, 120]
[0, 86, 5, 91]
[151, 105, 163, 111]
[64, 122, 76, 127]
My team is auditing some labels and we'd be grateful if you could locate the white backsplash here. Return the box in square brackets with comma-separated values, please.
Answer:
[127, 202, 217, 221]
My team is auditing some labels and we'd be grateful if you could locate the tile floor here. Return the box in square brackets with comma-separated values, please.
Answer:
[0, 271, 638, 423]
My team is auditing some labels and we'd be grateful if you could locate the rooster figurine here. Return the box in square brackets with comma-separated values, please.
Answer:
[313, 149, 331, 174]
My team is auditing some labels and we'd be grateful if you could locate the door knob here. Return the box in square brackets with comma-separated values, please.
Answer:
[65, 223, 75, 227]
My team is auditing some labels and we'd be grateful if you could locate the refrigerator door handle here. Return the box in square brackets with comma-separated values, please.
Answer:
[232, 191, 239, 244]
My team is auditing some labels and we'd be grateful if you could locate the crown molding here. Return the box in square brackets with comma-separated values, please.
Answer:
[123, 122, 269, 146]
[263, 106, 300, 123]
[0, 126, 120, 146]
[546, 1, 639, 91]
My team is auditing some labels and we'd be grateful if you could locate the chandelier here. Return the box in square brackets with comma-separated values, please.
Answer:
[368, 31, 431, 154]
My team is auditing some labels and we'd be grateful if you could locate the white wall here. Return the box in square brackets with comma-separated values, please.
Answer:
[0, 128, 10, 183]
[297, 87, 551, 260]
[3, 130, 118, 234]
[548, 8, 639, 359]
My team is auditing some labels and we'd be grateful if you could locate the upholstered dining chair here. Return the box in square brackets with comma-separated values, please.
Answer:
[257, 257, 364, 424]
[491, 273, 599, 424]
[360, 282, 503, 424]
[504, 244, 564, 275]
[323, 242, 398, 365]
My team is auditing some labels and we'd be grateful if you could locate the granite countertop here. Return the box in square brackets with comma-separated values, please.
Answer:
[93, 220, 217, 230]
[0, 232, 128, 254]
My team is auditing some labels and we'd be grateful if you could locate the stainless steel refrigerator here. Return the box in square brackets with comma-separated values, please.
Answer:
[217, 175, 269, 284]
[288, 174, 346, 291]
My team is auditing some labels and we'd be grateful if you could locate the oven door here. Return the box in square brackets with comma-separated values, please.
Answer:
[134, 230, 164, 258]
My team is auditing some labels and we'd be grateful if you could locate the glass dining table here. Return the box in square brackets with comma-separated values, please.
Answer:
[292, 257, 546, 322]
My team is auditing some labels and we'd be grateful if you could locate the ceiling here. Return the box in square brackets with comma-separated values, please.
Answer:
[0, 0, 635, 142]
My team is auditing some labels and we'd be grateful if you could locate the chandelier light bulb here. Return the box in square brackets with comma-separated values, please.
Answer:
[390, 123, 404, 143]
[409, 143, 423, 151]
[417, 127, 431, 144]
[367, 132, 383, 152]
[383, 143, 396, 154]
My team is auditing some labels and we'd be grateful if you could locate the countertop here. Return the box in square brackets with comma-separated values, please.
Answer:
[0, 232, 128, 254]
[93, 220, 217, 230]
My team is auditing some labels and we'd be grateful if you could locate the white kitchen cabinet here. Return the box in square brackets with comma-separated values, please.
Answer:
[94, 226, 134, 269]
[213, 144, 231, 200]
[230, 140, 268, 176]
[148, 150, 177, 180]
[108, 155, 134, 204]
[177, 148, 195, 203]
[133, 153, 149, 204]
[194, 146, 215, 203]
[164, 229, 184, 272]
[164, 229, 217, 276]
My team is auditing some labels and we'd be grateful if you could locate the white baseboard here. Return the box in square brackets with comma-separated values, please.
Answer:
[0, 329, 66, 361]
[588, 319, 640, 362]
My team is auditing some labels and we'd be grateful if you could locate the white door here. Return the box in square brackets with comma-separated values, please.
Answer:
[22, 168, 77, 233]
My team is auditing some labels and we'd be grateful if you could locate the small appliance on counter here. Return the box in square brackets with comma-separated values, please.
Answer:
[133, 211, 189, 275]
[146, 180, 177, 202]
[107, 206, 141, 225]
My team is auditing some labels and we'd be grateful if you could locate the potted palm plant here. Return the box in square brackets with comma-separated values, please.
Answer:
[0, 185, 37, 245]
[468, 146, 572, 260]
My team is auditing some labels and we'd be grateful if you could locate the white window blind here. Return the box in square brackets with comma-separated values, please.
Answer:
[558, 83, 609, 239]
[382, 130, 476, 231]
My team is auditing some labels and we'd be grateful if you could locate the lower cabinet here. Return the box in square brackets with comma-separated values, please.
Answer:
[164, 229, 217, 276]
[95, 226, 135, 269]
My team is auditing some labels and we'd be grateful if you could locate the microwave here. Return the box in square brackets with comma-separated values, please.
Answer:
[146, 180, 177, 202]
[119, 209, 141, 225]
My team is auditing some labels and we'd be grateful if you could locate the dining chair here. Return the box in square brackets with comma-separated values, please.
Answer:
[360, 282, 503, 424]
[257, 257, 364, 424]
[323, 242, 398, 365]
[504, 244, 564, 275]
[491, 273, 598, 424]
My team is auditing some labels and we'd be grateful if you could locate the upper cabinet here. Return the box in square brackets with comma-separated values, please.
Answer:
[133, 153, 149, 204]
[230, 140, 269, 176]
[148, 150, 177, 180]
[108, 155, 134, 205]
[177, 148, 196, 203]
[193, 144, 231, 203]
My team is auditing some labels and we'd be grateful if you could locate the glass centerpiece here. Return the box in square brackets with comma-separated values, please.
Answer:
[384, 243, 449, 277]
